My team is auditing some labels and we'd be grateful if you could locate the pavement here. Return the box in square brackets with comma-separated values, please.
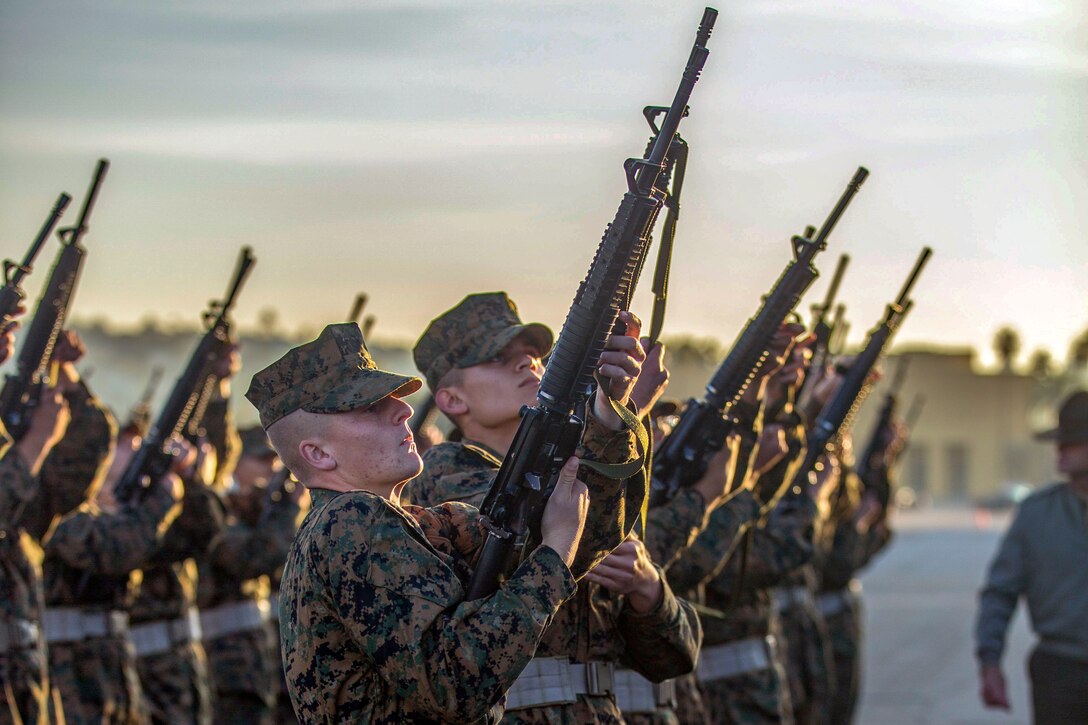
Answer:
[856, 506, 1033, 725]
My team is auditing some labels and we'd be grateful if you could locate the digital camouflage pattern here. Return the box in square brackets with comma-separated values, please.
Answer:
[776, 571, 835, 725]
[36, 386, 180, 724]
[136, 644, 212, 725]
[197, 484, 300, 725]
[407, 411, 695, 725]
[244, 323, 420, 429]
[665, 489, 761, 593]
[643, 487, 709, 569]
[279, 488, 576, 723]
[0, 417, 49, 725]
[412, 292, 553, 391]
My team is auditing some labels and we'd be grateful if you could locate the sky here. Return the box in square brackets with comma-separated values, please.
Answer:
[1, 0, 1086, 368]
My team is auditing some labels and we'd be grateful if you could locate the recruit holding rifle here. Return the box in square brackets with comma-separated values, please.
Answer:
[650, 167, 868, 506]
[466, 7, 718, 600]
[0, 160, 109, 441]
[114, 247, 256, 503]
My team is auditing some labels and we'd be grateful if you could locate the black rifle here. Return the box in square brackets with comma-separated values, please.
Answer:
[649, 168, 868, 506]
[466, 8, 717, 600]
[828, 303, 849, 354]
[348, 293, 367, 326]
[856, 356, 908, 482]
[125, 366, 165, 437]
[362, 315, 376, 339]
[791, 247, 932, 488]
[114, 247, 256, 503]
[0, 193, 72, 326]
[0, 160, 109, 441]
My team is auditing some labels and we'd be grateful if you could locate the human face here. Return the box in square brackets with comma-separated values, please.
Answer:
[1056, 440, 1088, 479]
[321, 395, 422, 490]
[457, 336, 546, 428]
[233, 454, 282, 496]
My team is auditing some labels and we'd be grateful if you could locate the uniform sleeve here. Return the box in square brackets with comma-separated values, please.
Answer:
[710, 492, 817, 594]
[618, 568, 702, 681]
[199, 391, 241, 490]
[666, 489, 761, 592]
[569, 401, 645, 578]
[152, 481, 226, 564]
[409, 502, 487, 562]
[39, 384, 117, 520]
[643, 488, 709, 568]
[324, 501, 577, 722]
[975, 507, 1027, 665]
[0, 447, 35, 529]
[207, 495, 300, 580]
[44, 483, 180, 574]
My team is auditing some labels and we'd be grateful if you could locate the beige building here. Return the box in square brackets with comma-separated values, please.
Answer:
[850, 348, 1068, 503]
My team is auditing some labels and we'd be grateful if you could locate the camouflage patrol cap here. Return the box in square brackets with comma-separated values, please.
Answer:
[246, 323, 421, 429]
[413, 292, 553, 391]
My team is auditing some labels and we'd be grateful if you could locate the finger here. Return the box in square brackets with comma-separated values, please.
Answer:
[618, 311, 643, 338]
[598, 351, 642, 376]
[602, 335, 643, 354]
[584, 572, 623, 591]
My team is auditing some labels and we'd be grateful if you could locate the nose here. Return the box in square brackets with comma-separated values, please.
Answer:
[389, 396, 413, 426]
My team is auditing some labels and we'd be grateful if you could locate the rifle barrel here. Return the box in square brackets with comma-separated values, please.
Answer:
[895, 246, 932, 306]
[813, 167, 868, 244]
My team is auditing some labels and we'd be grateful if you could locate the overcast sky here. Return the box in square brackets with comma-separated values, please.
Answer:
[1, 0, 1085, 367]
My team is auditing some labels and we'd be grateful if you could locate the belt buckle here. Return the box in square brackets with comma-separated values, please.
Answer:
[586, 661, 615, 695]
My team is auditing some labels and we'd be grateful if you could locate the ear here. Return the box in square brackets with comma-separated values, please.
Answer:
[298, 439, 336, 471]
[435, 387, 468, 418]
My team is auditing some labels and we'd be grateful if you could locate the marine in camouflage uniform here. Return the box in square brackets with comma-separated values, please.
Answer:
[0, 430, 52, 725]
[0, 331, 71, 725]
[197, 426, 301, 725]
[247, 323, 644, 722]
[131, 382, 237, 725]
[408, 293, 696, 724]
[26, 372, 183, 725]
[815, 440, 893, 725]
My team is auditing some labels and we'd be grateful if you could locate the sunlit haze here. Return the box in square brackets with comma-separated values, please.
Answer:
[1, 0, 1085, 366]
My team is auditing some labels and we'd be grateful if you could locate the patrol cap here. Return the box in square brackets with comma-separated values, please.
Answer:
[246, 323, 421, 429]
[238, 425, 277, 459]
[1036, 390, 1088, 444]
[413, 292, 553, 391]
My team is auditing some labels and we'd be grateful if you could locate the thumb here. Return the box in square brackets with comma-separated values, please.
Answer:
[555, 457, 581, 492]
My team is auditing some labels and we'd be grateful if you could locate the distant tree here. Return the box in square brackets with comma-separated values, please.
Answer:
[993, 326, 1021, 373]
[1070, 328, 1088, 368]
[256, 307, 280, 339]
[1028, 349, 1053, 378]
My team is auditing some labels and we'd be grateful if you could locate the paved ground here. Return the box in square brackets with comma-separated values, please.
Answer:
[856, 507, 1033, 725]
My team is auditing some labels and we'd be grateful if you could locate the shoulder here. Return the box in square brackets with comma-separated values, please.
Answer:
[1015, 482, 1068, 514]
[412, 443, 497, 507]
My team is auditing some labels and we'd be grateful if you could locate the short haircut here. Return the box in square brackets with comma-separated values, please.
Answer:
[266, 411, 328, 478]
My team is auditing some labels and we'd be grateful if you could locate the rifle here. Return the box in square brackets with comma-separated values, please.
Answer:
[126, 366, 165, 437]
[649, 168, 868, 506]
[361, 314, 376, 339]
[856, 357, 909, 503]
[114, 247, 256, 503]
[791, 247, 932, 488]
[0, 193, 72, 327]
[797, 251, 850, 412]
[348, 293, 367, 326]
[466, 8, 717, 600]
[828, 303, 849, 354]
[0, 160, 109, 441]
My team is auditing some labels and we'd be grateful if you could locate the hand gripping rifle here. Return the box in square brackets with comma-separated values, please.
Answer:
[114, 247, 255, 503]
[791, 247, 932, 488]
[0, 160, 109, 441]
[648, 168, 868, 506]
[0, 193, 71, 326]
[465, 8, 717, 600]
[856, 356, 909, 485]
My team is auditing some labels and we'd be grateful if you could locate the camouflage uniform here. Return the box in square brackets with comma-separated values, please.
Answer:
[695, 493, 816, 725]
[408, 293, 694, 723]
[197, 468, 300, 725]
[25, 384, 177, 725]
[0, 428, 48, 725]
[816, 465, 892, 725]
[131, 391, 234, 725]
[243, 323, 648, 722]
